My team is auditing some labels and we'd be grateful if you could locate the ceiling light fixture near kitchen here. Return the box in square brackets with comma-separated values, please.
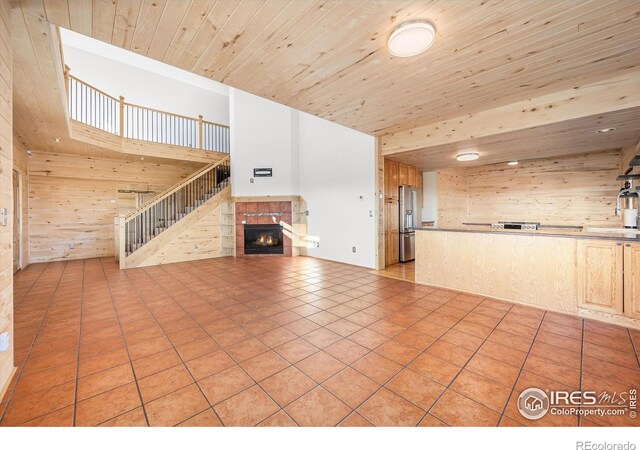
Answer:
[456, 152, 480, 162]
[388, 21, 436, 57]
[596, 127, 616, 133]
[508, 161, 519, 166]
[53, 138, 61, 143]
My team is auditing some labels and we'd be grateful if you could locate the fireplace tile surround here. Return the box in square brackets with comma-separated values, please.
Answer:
[235, 202, 293, 257]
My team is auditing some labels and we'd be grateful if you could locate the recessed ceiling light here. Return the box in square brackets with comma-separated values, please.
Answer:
[507, 161, 519, 166]
[53, 138, 61, 142]
[596, 127, 616, 133]
[388, 21, 436, 57]
[456, 152, 479, 162]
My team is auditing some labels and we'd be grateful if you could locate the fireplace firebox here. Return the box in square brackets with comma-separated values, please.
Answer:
[244, 224, 284, 255]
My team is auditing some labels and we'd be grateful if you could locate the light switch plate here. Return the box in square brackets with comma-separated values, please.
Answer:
[0, 332, 9, 352]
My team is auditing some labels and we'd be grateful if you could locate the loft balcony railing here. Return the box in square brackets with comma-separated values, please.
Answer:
[64, 66, 230, 153]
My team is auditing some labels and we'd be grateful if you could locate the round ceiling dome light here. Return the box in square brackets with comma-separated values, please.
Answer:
[507, 160, 519, 166]
[596, 127, 616, 133]
[388, 21, 436, 57]
[456, 152, 480, 162]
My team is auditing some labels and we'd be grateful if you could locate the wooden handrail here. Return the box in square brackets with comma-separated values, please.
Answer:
[66, 68, 230, 152]
[125, 155, 230, 222]
[123, 101, 202, 124]
[68, 74, 119, 103]
[69, 73, 232, 130]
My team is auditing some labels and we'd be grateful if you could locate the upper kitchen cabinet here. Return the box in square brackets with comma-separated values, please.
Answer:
[577, 240, 624, 314]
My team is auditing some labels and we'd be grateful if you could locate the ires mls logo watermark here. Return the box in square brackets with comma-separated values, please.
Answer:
[518, 387, 638, 420]
[518, 388, 550, 420]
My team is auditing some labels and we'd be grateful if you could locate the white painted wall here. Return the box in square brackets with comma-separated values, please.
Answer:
[298, 112, 376, 268]
[62, 44, 229, 126]
[230, 89, 299, 197]
[423, 171, 438, 224]
[230, 90, 377, 268]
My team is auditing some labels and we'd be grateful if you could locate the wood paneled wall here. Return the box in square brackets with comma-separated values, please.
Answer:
[0, 0, 13, 399]
[437, 168, 468, 228]
[466, 150, 622, 227]
[13, 139, 28, 270]
[28, 152, 202, 263]
[621, 140, 639, 174]
[383, 159, 422, 266]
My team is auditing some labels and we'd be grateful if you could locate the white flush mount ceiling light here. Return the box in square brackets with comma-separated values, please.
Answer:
[596, 127, 616, 133]
[388, 21, 436, 57]
[456, 152, 480, 162]
[507, 161, 519, 166]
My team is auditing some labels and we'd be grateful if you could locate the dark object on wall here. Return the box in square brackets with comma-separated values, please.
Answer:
[253, 168, 273, 177]
[630, 155, 640, 167]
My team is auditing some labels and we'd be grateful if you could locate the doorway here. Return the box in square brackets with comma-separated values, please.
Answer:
[12, 170, 21, 273]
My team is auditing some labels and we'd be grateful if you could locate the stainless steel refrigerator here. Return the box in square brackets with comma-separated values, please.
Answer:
[399, 185, 417, 262]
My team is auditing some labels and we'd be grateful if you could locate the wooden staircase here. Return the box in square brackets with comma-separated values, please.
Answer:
[117, 156, 231, 268]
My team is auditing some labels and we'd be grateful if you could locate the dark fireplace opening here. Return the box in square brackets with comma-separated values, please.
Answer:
[244, 224, 284, 255]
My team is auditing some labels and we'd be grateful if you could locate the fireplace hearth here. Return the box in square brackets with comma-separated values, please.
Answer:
[244, 224, 284, 255]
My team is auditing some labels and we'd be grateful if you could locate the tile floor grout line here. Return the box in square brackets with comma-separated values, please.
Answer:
[158, 260, 629, 428]
[626, 328, 640, 368]
[72, 259, 87, 427]
[497, 311, 548, 427]
[171, 260, 443, 423]
[151, 263, 304, 427]
[7, 258, 639, 427]
[415, 301, 517, 426]
[121, 266, 228, 426]
[169, 261, 404, 420]
[337, 297, 480, 422]
[98, 258, 153, 427]
[12, 264, 48, 308]
[0, 262, 69, 425]
[166, 262, 532, 426]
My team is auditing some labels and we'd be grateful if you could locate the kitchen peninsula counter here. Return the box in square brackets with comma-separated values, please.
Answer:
[414, 225, 640, 241]
[414, 227, 640, 329]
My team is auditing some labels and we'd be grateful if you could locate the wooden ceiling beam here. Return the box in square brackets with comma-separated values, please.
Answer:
[381, 69, 640, 156]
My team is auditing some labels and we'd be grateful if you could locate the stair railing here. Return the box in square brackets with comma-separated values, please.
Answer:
[120, 156, 230, 260]
[65, 67, 230, 153]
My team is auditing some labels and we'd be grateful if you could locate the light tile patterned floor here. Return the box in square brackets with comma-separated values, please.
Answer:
[1, 257, 639, 426]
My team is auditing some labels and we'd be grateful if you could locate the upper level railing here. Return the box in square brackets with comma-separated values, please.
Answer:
[65, 66, 230, 153]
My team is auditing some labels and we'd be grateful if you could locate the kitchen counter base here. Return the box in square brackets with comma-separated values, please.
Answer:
[415, 229, 640, 330]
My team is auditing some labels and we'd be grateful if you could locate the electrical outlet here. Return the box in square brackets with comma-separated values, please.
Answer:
[0, 332, 9, 352]
[69, 242, 75, 250]
[250, 178, 254, 183]
[352, 246, 356, 253]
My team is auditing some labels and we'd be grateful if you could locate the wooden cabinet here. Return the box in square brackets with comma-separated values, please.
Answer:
[383, 159, 422, 267]
[577, 240, 624, 314]
[398, 164, 410, 186]
[624, 242, 640, 318]
[384, 160, 400, 266]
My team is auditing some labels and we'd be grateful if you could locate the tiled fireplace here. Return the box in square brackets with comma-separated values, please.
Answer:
[235, 201, 292, 257]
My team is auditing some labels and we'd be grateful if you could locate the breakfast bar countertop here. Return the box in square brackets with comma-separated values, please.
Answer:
[414, 225, 640, 241]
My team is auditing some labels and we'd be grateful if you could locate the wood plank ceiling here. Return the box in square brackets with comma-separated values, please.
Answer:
[14, 0, 640, 137]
